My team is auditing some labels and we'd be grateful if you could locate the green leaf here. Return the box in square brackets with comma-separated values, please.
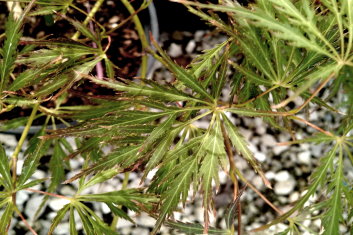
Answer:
[88, 76, 208, 104]
[34, 57, 102, 98]
[106, 202, 134, 223]
[80, 168, 119, 192]
[0, 203, 13, 234]
[69, 206, 78, 235]
[48, 203, 70, 235]
[143, 130, 177, 178]
[254, 144, 339, 231]
[222, 113, 269, 186]
[77, 189, 157, 211]
[0, 14, 22, 92]
[16, 178, 48, 191]
[229, 61, 273, 86]
[152, 156, 198, 235]
[139, 113, 177, 153]
[74, 204, 95, 234]
[0, 145, 12, 190]
[61, 14, 99, 44]
[165, 220, 227, 234]
[226, 107, 288, 117]
[322, 148, 344, 235]
[64, 146, 140, 184]
[18, 128, 52, 187]
[189, 40, 228, 78]
[0, 116, 28, 132]
[48, 141, 66, 191]
[16, 47, 95, 66]
[198, 114, 227, 225]
[19, 38, 99, 52]
[151, 39, 214, 101]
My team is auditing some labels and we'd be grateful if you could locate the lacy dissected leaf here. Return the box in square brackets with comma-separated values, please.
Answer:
[16, 47, 95, 67]
[19, 38, 99, 52]
[0, 202, 14, 234]
[33, 56, 102, 98]
[60, 14, 99, 44]
[77, 188, 158, 212]
[254, 144, 339, 231]
[138, 113, 177, 153]
[151, 38, 214, 101]
[165, 220, 227, 234]
[79, 168, 120, 192]
[322, 148, 344, 235]
[0, 13, 22, 92]
[74, 203, 116, 235]
[0, 145, 12, 191]
[198, 114, 227, 228]
[143, 129, 178, 179]
[8, 67, 50, 91]
[222, 113, 270, 187]
[17, 128, 52, 187]
[48, 141, 66, 191]
[48, 203, 70, 235]
[64, 145, 140, 183]
[69, 206, 78, 235]
[152, 156, 198, 235]
[88, 76, 207, 104]
[189, 40, 228, 78]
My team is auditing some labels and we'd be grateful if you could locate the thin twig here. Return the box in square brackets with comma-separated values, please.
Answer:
[290, 116, 334, 137]
[25, 188, 72, 201]
[13, 205, 38, 235]
[272, 72, 335, 110]
[220, 121, 242, 235]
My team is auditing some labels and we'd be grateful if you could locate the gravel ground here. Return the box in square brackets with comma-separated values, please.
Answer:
[1, 29, 350, 235]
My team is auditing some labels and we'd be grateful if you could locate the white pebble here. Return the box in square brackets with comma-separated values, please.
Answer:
[16, 190, 29, 205]
[186, 40, 196, 53]
[55, 222, 70, 235]
[60, 186, 76, 196]
[298, 151, 311, 165]
[31, 170, 46, 179]
[16, 159, 24, 175]
[273, 145, 288, 155]
[146, 168, 157, 181]
[252, 175, 263, 188]
[168, 43, 182, 57]
[131, 227, 149, 235]
[274, 178, 296, 195]
[137, 213, 156, 227]
[25, 195, 44, 219]
[0, 134, 18, 147]
[48, 198, 70, 211]
[254, 152, 266, 162]
[101, 203, 111, 214]
[289, 192, 299, 202]
[274, 171, 290, 182]
[265, 171, 275, 180]
[261, 134, 277, 146]
[239, 127, 252, 140]
[116, 219, 133, 228]
[194, 30, 205, 41]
